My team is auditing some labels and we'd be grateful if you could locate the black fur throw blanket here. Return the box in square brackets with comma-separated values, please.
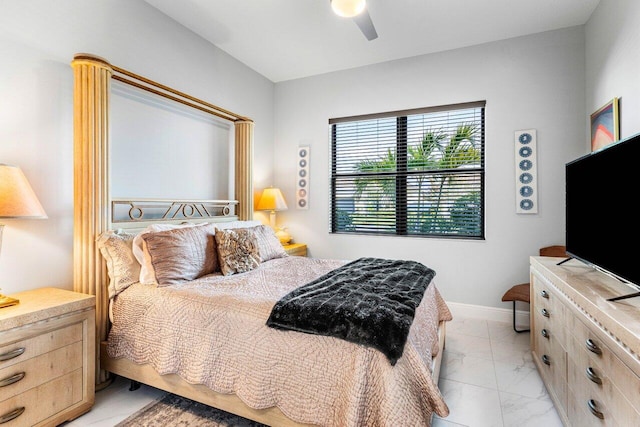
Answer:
[266, 257, 435, 365]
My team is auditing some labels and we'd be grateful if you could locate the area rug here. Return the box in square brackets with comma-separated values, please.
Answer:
[116, 393, 267, 427]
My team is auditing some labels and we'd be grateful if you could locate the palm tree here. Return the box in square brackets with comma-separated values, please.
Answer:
[421, 123, 481, 233]
[351, 123, 481, 234]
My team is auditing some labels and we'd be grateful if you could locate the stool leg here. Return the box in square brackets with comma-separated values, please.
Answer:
[513, 301, 530, 333]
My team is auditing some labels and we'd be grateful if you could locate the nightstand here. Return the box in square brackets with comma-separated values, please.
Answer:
[0, 287, 95, 426]
[283, 243, 307, 257]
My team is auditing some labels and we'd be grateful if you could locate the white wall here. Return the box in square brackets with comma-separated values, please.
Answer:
[586, 0, 640, 142]
[274, 27, 586, 308]
[0, 0, 274, 294]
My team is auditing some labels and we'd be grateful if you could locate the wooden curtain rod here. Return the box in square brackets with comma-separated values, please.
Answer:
[110, 64, 252, 123]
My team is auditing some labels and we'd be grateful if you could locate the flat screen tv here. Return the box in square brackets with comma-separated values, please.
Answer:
[565, 132, 640, 301]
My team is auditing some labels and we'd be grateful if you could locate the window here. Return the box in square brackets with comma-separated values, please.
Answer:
[330, 101, 485, 239]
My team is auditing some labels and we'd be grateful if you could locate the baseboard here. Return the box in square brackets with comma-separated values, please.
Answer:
[446, 301, 530, 326]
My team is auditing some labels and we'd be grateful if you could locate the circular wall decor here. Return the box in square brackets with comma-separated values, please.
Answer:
[515, 129, 538, 214]
[519, 173, 533, 184]
[519, 159, 533, 170]
[296, 146, 310, 210]
[519, 133, 532, 144]
[519, 146, 532, 157]
[520, 199, 534, 210]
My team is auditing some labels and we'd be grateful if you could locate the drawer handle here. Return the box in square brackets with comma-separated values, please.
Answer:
[541, 308, 550, 318]
[585, 339, 602, 355]
[0, 372, 25, 388]
[541, 290, 549, 299]
[0, 407, 25, 424]
[541, 329, 549, 338]
[542, 354, 550, 366]
[0, 348, 25, 362]
[585, 367, 602, 385]
[587, 399, 604, 419]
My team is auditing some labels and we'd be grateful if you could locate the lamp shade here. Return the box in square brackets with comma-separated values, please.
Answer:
[0, 164, 47, 219]
[256, 187, 288, 211]
[331, 0, 366, 17]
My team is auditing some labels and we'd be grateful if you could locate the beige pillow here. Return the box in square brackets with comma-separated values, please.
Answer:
[96, 231, 140, 299]
[250, 225, 288, 262]
[215, 228, 261, 276]
[141, 223, 218, 286]
[133, 223, 200, 285]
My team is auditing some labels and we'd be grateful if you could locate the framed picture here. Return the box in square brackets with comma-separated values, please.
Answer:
[590, 97, 619, 151]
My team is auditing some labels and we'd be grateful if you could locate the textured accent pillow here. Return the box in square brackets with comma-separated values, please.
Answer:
[215, 228, 261, 276]
[133, 223, 200, 285]
[250, 225, 288, 262]
[141, 223, 218, 286]
[96, 231, 140, 299]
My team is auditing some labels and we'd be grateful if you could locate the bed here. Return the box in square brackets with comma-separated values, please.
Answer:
[71, 54, 452, 426]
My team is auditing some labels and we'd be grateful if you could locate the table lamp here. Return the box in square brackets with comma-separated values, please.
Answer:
[256, 187, 291, 244]
[257, 187, 288, 228]
[0, 164, 47, 308]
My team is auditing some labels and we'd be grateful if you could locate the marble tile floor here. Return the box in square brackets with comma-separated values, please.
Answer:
[432, 316, 563, 427]
[64, 316, 562, 427]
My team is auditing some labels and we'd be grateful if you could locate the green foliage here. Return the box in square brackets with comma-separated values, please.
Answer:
[346, 123, 482, 236]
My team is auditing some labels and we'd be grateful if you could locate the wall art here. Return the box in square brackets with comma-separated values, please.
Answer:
[296, 146, 309, 209]
[515, 129, 538, 214]
[590, 97, 619, 151]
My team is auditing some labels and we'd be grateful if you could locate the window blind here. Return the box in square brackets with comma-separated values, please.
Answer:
[330, 101, 485, 238]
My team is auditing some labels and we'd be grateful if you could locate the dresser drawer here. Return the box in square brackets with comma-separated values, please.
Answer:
[0, 289, 95, 426]
[532, 280, 566, 345]
[0, 323, 82, 370]
[0, 369, 83, 426]
[568, 388, 619, 427]
[0, 341, 82, 401]
[535, 330, 567, 410]
[567, 316, 640, 416]
[567, 357, 640, 427]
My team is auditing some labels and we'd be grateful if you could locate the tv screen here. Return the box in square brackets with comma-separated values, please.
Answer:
[566, 132, 640, 289]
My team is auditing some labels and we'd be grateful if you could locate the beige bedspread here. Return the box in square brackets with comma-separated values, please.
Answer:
[107, 256, 452, 426]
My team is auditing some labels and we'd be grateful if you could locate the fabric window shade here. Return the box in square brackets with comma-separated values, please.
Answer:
[330, 102, 485, 238]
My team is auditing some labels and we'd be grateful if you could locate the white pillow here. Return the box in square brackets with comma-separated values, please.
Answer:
[249, 225, 288, 261]
[132, 223, 201, 285]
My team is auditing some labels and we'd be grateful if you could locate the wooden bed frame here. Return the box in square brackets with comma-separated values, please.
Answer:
[72, 53, 447, 426]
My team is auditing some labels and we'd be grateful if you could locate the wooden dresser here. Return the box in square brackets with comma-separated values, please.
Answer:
[0, 288, 95, 426]
[530, 257, 640, 426]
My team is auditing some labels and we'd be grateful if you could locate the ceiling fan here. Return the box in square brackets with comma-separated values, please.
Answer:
[331, 0, 378, 41]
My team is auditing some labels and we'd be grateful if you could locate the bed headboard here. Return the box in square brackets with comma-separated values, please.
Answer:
[71, 53, 254, 386]
[110, 198, 240, 233]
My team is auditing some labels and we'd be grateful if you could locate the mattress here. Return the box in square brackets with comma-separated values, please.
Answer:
[107, 256, 452, 426]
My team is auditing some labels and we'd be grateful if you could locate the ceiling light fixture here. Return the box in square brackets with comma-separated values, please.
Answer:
[331, 0, 366, 18]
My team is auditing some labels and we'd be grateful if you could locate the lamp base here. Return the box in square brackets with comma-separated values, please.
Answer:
[275, 228, 292, 244]
[0, 295, 19, 309]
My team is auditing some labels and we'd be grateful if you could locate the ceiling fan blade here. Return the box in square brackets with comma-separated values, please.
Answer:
[353, 9, 378, 41]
